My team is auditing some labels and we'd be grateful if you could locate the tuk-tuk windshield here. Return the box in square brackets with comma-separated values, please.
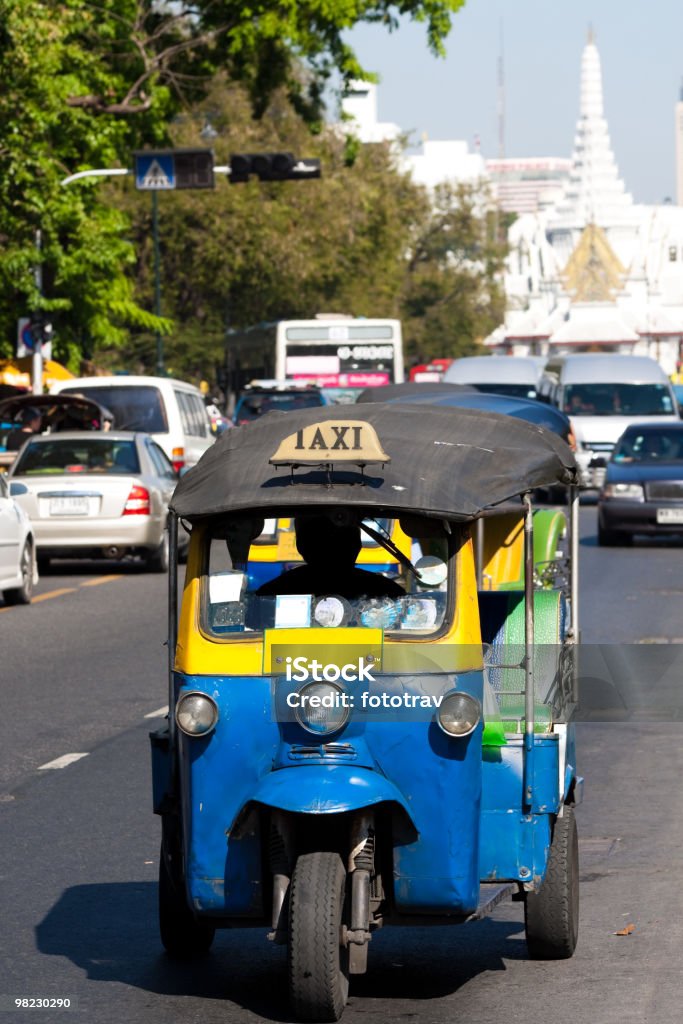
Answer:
[202, 515, 453, 638]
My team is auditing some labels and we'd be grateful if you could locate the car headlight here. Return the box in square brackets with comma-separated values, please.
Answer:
[295, 681, 350, 736]
[175, 692, 219, 736]
[437, 691, 481, 737]
[601, 483, 645, 501]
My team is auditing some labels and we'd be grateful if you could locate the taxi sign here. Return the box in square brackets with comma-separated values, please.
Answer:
[269, 420, 390, 467]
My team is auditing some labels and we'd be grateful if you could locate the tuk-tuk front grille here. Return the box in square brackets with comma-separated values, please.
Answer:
[289, 743, 357, 761]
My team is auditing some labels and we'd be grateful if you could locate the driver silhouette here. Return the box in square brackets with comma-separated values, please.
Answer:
[257, 517, 404, 600]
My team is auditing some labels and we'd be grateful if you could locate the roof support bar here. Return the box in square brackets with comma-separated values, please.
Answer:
[523, 492, 535, 809]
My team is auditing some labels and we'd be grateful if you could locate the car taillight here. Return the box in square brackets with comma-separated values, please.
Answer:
[123, 484, 151, 516]
[172, 447, 185, 473]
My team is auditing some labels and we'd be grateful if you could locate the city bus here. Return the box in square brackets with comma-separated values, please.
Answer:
[274, 317, 404, 400]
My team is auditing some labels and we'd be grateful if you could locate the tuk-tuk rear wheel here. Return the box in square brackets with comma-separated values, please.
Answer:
[158, 846, 215, 957]
[288, 851, 349, 1022]
[524, 805, 579, 959]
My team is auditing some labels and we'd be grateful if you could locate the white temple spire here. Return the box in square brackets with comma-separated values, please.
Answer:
[580, 35, 604, 119]
[550, 33, 633, 230]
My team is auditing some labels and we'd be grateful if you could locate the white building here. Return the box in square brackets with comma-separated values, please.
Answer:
[486, 158, 571, 215]
[676, 84, 683, 206]
[340, 82, 402, 146]
[490, 35, 683, 376]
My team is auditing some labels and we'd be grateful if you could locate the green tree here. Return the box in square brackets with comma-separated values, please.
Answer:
[400, 182, 508, 363]
[0, 0, 465, 367]
[107, 78, 426, 381]
[106, 85, 505, 385]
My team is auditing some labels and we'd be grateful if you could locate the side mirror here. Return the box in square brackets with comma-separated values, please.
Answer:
[589, 456, 607, 469]
[9, 481, 28, 497]
[414, 555, 448, 588]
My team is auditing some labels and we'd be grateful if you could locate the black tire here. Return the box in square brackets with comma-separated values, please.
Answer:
[4, 540, 34, 605]
[158, 844, 215, 957]
[597, 523, 632, 547]
[145, 531, 169, 573]
[525, 806, 579, 959]
[37, 554, 51, 573]
[288, 851, 349, 1022]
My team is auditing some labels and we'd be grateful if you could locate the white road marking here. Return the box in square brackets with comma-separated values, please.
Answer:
[144, 705, 169, 719]
[38, 752, 89, 771]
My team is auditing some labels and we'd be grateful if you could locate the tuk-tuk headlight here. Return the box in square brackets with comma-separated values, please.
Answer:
[175, 692, 219, 736]
[437, 692, 481, 738]
[295, 681, 350, 736]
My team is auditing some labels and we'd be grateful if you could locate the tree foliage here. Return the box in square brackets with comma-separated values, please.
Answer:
[106, 82, 502, 382]
[0, 0, 501, 378]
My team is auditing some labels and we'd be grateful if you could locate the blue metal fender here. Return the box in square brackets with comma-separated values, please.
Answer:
[241, 764, 415, 821]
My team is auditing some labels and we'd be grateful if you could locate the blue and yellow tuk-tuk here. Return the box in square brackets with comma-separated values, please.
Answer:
[151, 404, 582, 1022]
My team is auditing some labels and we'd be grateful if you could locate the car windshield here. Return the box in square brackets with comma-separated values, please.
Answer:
[612, 430, 683, 463]
[59, 386, 168, 432]
[203, 518, 451, 638]
[469, 383, 538, 400]
[235, 391, 324, 423]
[563, 383, 674, 416]
[13, 439, 141, 475]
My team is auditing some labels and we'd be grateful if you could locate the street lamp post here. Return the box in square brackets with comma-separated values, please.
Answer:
[152, 191, 163, 374]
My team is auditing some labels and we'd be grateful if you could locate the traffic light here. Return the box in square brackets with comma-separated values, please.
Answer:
[229, 152, 321, 183]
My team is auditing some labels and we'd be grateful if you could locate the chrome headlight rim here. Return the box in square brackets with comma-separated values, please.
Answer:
[601, 482, 645, 501]
[294, 680, 351, 737]
[437, 690, 482, 738]
[175, 690, 219, 737]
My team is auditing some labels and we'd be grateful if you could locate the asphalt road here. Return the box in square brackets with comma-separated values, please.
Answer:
[1, 510, 683, 1024]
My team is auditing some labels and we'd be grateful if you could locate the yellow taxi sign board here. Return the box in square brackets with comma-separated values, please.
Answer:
[269, 420, 390, 466]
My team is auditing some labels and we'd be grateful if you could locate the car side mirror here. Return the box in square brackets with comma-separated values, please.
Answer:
[9, 481, 28, 497]
[589, 456, 607, 469]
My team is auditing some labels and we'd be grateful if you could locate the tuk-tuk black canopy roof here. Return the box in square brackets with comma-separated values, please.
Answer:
[170, 404, 578, 523]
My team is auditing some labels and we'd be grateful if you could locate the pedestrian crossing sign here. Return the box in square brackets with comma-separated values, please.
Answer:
[134, 152, 176, 190]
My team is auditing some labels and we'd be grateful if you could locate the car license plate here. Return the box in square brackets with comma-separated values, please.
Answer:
[656, 508, 683, 524]
[49, 496, 90, 516]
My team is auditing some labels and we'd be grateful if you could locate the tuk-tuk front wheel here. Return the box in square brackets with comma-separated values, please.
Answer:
[524, 805, 579, 959]
[288, 851, 349, 1022]
[158, 845, 215, 957]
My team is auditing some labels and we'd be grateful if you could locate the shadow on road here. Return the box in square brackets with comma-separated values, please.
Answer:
[36, 882, 526, 1019]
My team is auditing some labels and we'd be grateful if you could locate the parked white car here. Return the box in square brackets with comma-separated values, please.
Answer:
[0, 472, 36, 605]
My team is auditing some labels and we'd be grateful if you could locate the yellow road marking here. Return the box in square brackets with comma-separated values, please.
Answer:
[32, 588, 78, 603]
[80, 574, 122, 587]
[1, 572, 123, 611]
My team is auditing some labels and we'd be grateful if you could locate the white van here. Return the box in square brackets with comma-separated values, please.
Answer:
[51, 375, 213, 471]
[443, 355, 544, 399]
[539, 355, 679, 486]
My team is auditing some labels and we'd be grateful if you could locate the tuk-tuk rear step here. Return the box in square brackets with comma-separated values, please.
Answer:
[466, 883, 517, 921]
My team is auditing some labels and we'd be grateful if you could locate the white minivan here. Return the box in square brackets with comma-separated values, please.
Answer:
[51, 375, 213, 471]
[539, 354, 679, 486]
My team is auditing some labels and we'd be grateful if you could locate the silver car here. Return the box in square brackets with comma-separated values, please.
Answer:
[8, 431, 181, 572]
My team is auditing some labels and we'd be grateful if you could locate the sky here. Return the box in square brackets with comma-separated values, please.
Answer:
[341, 0, 683, 205]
